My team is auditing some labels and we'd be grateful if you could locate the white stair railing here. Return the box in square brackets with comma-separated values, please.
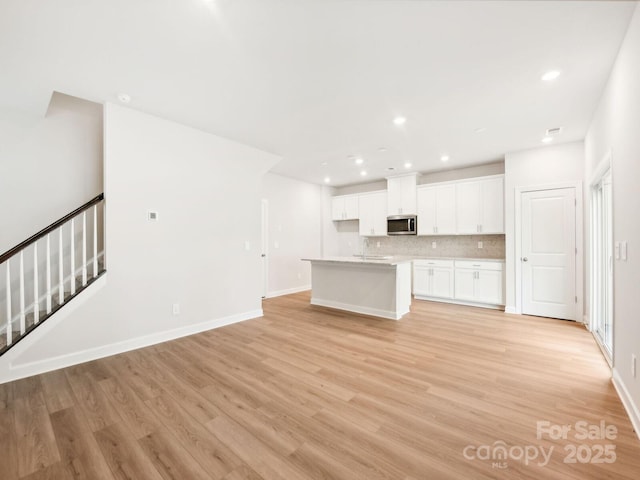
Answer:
[0, 194, 106, 352]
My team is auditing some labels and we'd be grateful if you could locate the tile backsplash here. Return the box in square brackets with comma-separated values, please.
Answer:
[364, 234, 505, 259]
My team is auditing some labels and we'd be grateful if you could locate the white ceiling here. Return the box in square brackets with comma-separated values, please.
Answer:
[0, 0, 636, 186]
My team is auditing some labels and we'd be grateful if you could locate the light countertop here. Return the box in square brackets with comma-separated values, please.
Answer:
[301, 255, 504, 266]
[301, 256, 413, 266]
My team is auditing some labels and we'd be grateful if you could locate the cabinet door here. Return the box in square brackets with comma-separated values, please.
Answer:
[435, 184, 457, 235]
[388, 175, 417, 215]
[456, 181, 481, 234]
[431, 267, 454, 299]
[387, 178, 403, 216]
[417, 187, 437, 235]
[454, 269, 476, 301]
[401, 176, 417, 214]
[372, 192, 388, 236]
[358, 194, 374, 236]
[344, 195, 359, 220]
[480, 177, 504, 233]
[359, 192, 387, 236]
[413, 266, 430, 295]
[331, 197, 345, 221]
[475, 270, 504, 305]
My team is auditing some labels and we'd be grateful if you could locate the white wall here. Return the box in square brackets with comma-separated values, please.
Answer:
[1, 103, 279, 381]
[261, 173, 322, 297]
[504, 141, 585, 312]
[585, 4, 640, 430]
[0, 92, 103, 252]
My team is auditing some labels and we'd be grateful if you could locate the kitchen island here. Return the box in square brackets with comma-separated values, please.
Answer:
[301, 256, 412, 320]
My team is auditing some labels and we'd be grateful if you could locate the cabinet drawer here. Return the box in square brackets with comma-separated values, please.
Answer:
[413, 259, 454, 268]
[454, 260, 503, 271]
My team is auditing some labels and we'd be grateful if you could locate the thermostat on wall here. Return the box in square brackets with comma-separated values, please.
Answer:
[147, 211, 159, 221]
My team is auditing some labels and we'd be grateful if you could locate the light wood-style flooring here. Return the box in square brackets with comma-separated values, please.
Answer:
[1, 292, 639, 479]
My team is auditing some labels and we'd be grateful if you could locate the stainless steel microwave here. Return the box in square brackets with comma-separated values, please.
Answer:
[387, 215, 417, 235]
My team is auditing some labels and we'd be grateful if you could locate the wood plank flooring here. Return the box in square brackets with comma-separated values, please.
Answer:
[1, 292, 639, 479]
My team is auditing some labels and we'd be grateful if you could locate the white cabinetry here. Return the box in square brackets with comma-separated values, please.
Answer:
[456, 176, 504, 234]
[413, 259, 454, 299]
[387, 174, 417, 216]
[331, 194, 359, 221]
[416, 184, 456, 235]
[454, 260, 504, 306]
[359, 191, 387, 236]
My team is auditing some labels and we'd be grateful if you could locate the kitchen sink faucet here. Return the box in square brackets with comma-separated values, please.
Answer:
[362, 237, 369, 259]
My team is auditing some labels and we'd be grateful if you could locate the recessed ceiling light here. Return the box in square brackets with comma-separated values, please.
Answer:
[404, 162, 412, 169]
[541, 136, 553, 143]
[379, 147, 387, 152]
[355, 157, 364, 165]
[321, 161, 328, 166]
[441, 155, 449, 162]
[541, 70, 561, 81]
[393, 116, 406, 126]
[474, 127, 487, 134]
[117, 93, 131, 104]
[324, 177, 331, 183]
[360, 170, 367, 176]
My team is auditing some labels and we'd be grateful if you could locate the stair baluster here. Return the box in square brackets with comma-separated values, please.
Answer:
[19, 251, 25, 335]
[5, 260, 11, 347]
[33, 242, 39, 325]
[82, 211, 87, 286]
[46, 234, 52, 314]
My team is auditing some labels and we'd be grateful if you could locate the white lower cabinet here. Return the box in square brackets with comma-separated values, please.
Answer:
[414, 258, 504, 308]
[413, 260, 454, 300]
[454, 260, 504, 306]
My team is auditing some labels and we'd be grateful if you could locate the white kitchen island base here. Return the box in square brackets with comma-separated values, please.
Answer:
[302, 257, 412, 320]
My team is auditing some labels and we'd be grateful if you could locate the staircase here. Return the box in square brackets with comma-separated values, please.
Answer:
[0, 194, 106, 355]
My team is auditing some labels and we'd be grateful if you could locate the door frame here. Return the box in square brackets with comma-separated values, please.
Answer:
[588, 150, 614, 364]
[514, 181, 583, 321]
[261, 199, 269, 299]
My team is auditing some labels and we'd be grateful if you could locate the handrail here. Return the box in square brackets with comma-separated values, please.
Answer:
[0, 193, 104, 264]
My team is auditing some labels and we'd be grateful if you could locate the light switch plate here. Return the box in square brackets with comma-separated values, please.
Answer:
[615, 242, 620, 260]
[478, 241, 483, 249]
[431, 241, 437, 249]
[621, 241, 628, 261]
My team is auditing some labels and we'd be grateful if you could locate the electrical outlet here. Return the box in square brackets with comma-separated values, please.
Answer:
[172, 303, 180, 316]
[431, 241, 437, 249]
[244, 241, 251, 251]
[478, 241, 483, 249]
[633, 354, 637, 378]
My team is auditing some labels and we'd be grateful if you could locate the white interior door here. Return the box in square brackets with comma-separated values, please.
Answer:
[521, 188, 576, 320]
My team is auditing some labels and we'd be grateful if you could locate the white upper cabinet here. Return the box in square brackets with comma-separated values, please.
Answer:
[359, 191, 387, 236]
[455, 175, 504, 234]
[331, 194, 359, 221]
[416, 184, 456, 235]
[387, 174, 417, 216]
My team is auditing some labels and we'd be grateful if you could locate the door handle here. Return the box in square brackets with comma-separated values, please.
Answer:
[522, 257, 528, 262]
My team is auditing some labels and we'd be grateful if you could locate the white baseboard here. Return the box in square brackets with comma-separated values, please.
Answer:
[612, 368, 640, 440]
[310, 297, 404, 320]
[504, 306, 517, 314]
[266, 285, 310, 298]
[0, 286, 262, 384]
